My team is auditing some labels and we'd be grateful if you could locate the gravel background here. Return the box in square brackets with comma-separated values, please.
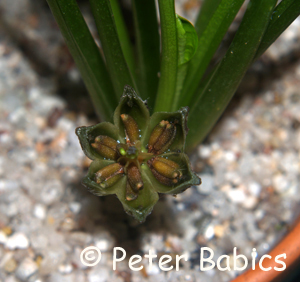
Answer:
[0, 1, 300, 282]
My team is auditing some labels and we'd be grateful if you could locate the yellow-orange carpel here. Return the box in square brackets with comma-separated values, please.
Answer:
[95, 163, 124, 188]
[150, 167, 179, 186]
[92, 135, 118, 160]
[127, 164, 144, 192]
[152, 157, 182, 179]
[148, 120, 169, 152]
[152, 123, 177, 154]
[126, 181, 138, 201]
[121, 114, 139, 143]
[147, 157, 183, 186]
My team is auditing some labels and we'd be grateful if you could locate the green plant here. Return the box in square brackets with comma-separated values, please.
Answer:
[76, 86, 200, 222]
[46, 0, 300, 221]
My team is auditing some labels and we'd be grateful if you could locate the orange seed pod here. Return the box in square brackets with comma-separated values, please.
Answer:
[121, 114, 139, 143]
[127, 164, 144, 192]
[152, 157, 182, 179]
[92, 135, 118, 160]
[148, 120, 169, 152]
[95, 163, 124, 188]
[149, 121, 176, 154]
[126, 181, 138, 201]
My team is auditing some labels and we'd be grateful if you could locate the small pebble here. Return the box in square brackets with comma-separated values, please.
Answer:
[273, 174, 290, 194]
[214, 225, 226, 238]
[69, 232, 92, 246]
[4, 258, 18, 273]
[58, 264, 73, 274]
[60, 218, 76, 231]
[6, 233, 29, 250]
[69, 202, 81, 214]
[15, 258, 38, 282]
[226, 189, 247, 204]
[242, 196, 258, 209]
[33, 204, 46, 220]
[0, 230, 8, 245]
[0, 180, 19, 192]
[247, 182, 262, 197]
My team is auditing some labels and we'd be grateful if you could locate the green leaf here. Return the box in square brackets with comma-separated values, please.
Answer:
[186, 0, 278, 152]
[114, 86, 150, 143]
[110, 0, 136, 81]
[132, 0, 160, 109]
[153, 0, 178, 113]
[176, 15, 198, 66]
[179, 0, 245, 109]
[195, 0, 223, 38]
[46, 0, 117, 121]
[89, 0, 137, 98]
[172, 15, 198, 111]
[254, 0, 300, 60]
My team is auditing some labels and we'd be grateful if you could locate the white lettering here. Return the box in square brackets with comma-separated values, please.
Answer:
[274, 253, 286, 271]
[113, 247, 126, 270]
[259, 255, 272, 271]
[200, 247, 215, 271]
[144, 250, 157, 271]
[233, 247, 248, 271]
[176, 254, 188, 271]
[217, 255, 231, 271]
[129, 255, 143, 271]
[159, 255, 173, 271]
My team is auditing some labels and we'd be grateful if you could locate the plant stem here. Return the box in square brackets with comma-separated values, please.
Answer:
[153, 0, 178, 113]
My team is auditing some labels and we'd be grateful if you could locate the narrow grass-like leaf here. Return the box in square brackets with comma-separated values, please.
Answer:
[195, 0, 222, 37]
[46, 0, 117, 121]
[110, 0, 136, 80]
[153, 0, 178, 113]
[89, 0, 136, 97]
[254, 0, 300, 60]
[172, 15, 198, 112]
[179, 0, 245, 109]
[132, 0, 160, 110]
[186, 0, 278, 152]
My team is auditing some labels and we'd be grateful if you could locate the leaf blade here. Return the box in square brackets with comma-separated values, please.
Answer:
[255, 0, 300, 60]
[180, 0, 245, 108]
[132, 0, 160, 109]
[110, 0, 136, 81]
[89, 0, 137, 97]
[172, 15, 198, 111]
[194, 0, 222, 38]
[186, 0, 278, 151]
[46, 0, 117, 120]
[153, 0, 178, 113]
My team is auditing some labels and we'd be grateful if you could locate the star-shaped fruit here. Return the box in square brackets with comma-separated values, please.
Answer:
[76, 86, 201, 222]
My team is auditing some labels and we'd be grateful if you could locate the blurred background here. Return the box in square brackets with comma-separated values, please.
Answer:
[0, 0, 300, 281]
